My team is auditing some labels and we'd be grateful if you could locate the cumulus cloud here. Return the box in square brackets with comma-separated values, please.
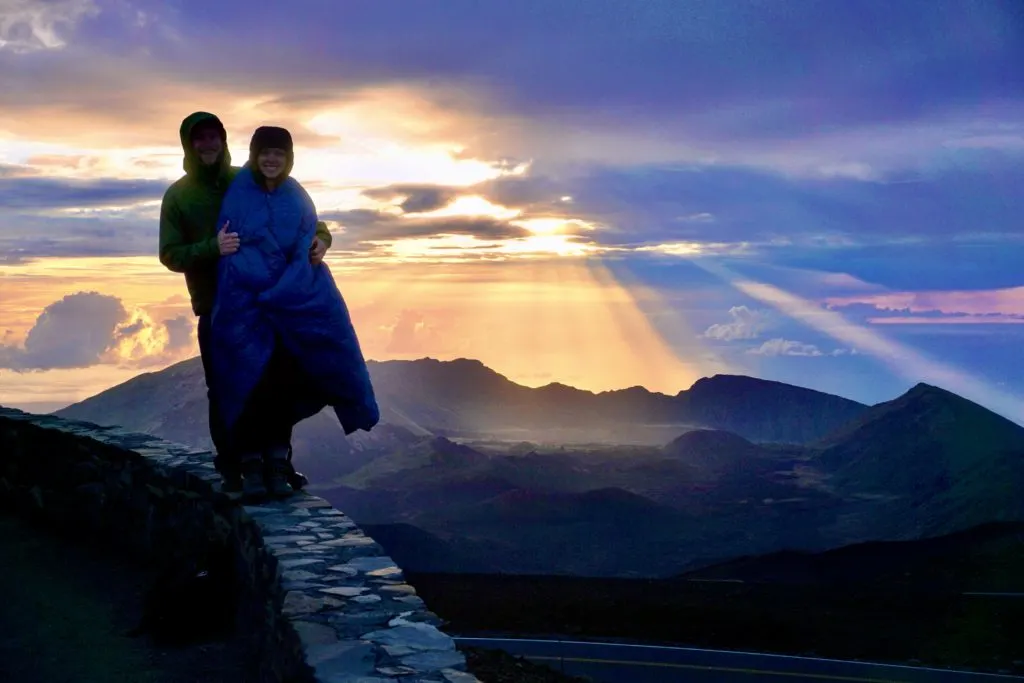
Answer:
[748, 338, 858, 357]
[748, 339, 824, 357]
[0, 291, 127, 369]
[0, 291, 194, 371]
[703, 306, 772, 341]
[163, 315, 194, 351]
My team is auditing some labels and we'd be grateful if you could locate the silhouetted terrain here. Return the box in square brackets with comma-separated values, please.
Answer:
[815, 383, 1024, 538]
[680, 520, 1024, 590]
[50, 357, 1024, 577]
[57, 356, 867, 448]
[407, 522, 1024, 674]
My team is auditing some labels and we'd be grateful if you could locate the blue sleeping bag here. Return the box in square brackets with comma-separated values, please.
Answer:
[208, 165, 379, 435]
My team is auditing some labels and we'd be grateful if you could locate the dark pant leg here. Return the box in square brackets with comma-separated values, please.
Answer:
[231, 344, 297, 456]
[232, 368, 274, 457]
[196, 314, 236, 475]
[263, 344, 297, 451]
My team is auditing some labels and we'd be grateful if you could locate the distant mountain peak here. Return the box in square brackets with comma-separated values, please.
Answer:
[903, 382, 957, 400]
[446, 357, 490, 370]
[885, 381, 995, 417]
[537, 381, 586, 394]
[367, 356, 495, 374]
[665, 428, 756, 451]
[687, 373, 841, 397]
[692, 373, 779, 386]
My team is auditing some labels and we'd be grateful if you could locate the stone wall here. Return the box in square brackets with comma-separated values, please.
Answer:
[0, 407, 481, 683]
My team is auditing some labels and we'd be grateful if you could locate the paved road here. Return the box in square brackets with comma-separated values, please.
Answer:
[454, 637, 1024, 683]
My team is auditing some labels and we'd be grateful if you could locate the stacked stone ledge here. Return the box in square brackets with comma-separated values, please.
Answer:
[0, 406, 482, 683]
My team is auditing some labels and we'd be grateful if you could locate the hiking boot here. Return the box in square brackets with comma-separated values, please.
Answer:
[265, 447, 295, 499]
[240, 453, 267, 502]
[214, 455, 243, 496]
[284, 448, 308, 491]
[288, 468, 309, 492]
[221, 472, 243, 497]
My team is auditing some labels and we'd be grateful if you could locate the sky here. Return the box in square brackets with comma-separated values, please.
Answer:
[1, 0, 1024, 423]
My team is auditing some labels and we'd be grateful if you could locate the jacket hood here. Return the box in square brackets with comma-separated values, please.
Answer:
[179, 111, 232, 179]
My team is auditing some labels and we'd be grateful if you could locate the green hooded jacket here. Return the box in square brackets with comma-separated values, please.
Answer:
[158, 112, 332, 316]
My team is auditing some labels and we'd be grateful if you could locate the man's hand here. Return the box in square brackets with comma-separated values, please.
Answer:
[310, 236, 327, 265]
[218, 221, 240, 255]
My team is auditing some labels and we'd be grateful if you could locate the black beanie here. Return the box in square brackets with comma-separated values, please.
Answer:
[249, 126, 293, 158]
[248, 126, 295, 180]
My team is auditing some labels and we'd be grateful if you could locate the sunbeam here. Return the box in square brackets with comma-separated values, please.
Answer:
[693, 260, 1024, 424]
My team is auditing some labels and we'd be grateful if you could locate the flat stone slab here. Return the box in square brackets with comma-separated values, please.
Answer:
[363, 623, 455, 652]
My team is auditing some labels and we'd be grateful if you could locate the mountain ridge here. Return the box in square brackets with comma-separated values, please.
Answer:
[57, 355, 868, 447]
[41, 355, 1024, 578]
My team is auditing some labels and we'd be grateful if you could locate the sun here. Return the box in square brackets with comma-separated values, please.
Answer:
[514, 217, 595, 236]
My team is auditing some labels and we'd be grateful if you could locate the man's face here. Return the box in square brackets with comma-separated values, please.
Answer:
[191, 126, 223, 166]
[257, 148, 287, 179]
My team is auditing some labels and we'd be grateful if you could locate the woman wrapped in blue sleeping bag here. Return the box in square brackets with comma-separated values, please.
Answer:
[209, 125, 379, 501]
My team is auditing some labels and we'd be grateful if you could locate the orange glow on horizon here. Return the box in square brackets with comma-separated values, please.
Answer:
[0, 255, 722, 406]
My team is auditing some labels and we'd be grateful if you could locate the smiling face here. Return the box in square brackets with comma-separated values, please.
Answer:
[257, 148, 288, 180]
[191, 126, 223, 166]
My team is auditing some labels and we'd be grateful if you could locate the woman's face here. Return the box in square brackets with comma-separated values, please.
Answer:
[257, 148, 287, 179]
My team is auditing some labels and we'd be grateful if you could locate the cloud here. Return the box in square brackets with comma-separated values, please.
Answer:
[1, 0, 1021, 178]
[363, 184, 459, 213]
[703, 306, 772, 341]
[748, 339, 821, 357]
[163, 315, 194, 350]
[0, 291, 127, 369]
[868, 315, 1024, 325]
[325, 209, 534, 246]
[678, 212, 714, 223]
[1, 0, 1022, 274]
[0, 175, 165, 209]
[0, 163, 38, 177]
[0, 291, 195, 371]
[159, 0, 1019, 123]
[826, 286, 1024, 319]
[0, 0, 98, 52]
[487, 158, 1024, 252]
[748, 338, 859, 357]
[9, 148, 1024, 268]
[384, 309, 442, 354]
[0, 210, 160, 264]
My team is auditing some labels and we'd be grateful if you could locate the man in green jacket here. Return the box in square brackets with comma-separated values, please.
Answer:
[159, 111, 332, 493]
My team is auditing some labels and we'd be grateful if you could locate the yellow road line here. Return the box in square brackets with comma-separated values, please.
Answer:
[527, 655, 907, 682]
